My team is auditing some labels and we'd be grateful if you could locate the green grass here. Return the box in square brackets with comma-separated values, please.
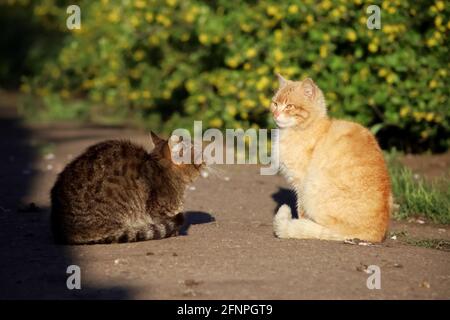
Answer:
[386, 152, 450, 224]
[405, 238, 450, 252]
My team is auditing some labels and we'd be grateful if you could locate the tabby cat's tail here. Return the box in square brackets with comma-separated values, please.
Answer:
[70, 214, 185, 245]
[273, 205, 346, 241]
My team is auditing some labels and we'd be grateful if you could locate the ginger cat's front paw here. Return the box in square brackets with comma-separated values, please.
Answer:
[273, 204, 292, 238]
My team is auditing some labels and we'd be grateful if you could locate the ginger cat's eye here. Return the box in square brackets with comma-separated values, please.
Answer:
[272, 101, 278, 107]
[286, 104, 295, 109]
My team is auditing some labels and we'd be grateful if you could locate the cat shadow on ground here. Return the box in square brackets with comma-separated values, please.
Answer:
[179, 211, 215, 235]
[271, 187, 299, 219]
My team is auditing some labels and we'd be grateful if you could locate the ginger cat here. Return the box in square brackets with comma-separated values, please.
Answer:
[272, 75, 392, 242]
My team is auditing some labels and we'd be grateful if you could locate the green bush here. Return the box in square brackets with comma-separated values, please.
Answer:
[12, 0, 450, 151]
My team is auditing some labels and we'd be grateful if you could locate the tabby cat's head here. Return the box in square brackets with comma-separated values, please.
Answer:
[271, 75, 327, 129]
[150, 131, 204, 182]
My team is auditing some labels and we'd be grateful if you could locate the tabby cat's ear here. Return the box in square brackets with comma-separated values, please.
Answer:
[150, 131, 165, 147]
[276, 73, 288, 87]
[301, 78, 316, 100]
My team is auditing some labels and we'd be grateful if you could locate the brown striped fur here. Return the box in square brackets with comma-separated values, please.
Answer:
[51, 132, 202, 245]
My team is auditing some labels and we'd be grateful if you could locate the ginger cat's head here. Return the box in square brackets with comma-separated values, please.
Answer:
[271, 75, 327, 129]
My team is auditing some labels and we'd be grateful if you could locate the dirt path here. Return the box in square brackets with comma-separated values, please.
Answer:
[0, 92, 449, 299]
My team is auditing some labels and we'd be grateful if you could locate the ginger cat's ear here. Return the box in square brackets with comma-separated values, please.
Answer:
[276, 73, 288, 87]
[301, 78, 316, 100]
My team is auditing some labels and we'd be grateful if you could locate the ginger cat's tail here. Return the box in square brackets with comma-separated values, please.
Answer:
[273, 205, 347, 241]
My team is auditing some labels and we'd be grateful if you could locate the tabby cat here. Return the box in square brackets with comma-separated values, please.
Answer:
[272, 75, 392, 242]
[51, 132, 203, 244]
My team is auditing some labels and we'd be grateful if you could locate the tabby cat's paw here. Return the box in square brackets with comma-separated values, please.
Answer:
[273, 205, 292, 238]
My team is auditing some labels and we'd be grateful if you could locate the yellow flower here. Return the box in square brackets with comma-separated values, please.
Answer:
[319, 45, 328, 58]
[246, 48, 257, 59]
[259, 94, 270, 107]
[378, 68, 388, 77]
[129, 91, 140, 100]
[227, 84, 237, 94]
[399, 106, 410, 118]
[199, 34, 209, 45]
[368, 43, 378, 53]
[288, 4, 299, 14]
[226, 105, 237, 117]
[240, 23, 252, 33]
[256, 77, 270, 91]
[163, 90, 171, 99]
[243, 99, 256, 109]
[305, 15, 314, 24]
[435, 16, 443, 27]
[130, 15, 140, 27]
[429, 79, 438, 89]
[184, 12, 195, 23]
[413, 111, 425, 122]
[346, 30, 357, 42]
[273, 49, 284, 62]
[133, 50, 145, 61]
[108, 10, 120, 23]
[243, 63, 251, 70]
[425, 112, 435, 122]
[266, 5, 278, 16]
[420, 130, 429, 139]
[331, 9, 340, 19]
[436, 1, 445, 11]
[197, 95, 206, 103]
[134, 0, 145, 9]
[166, 0, 177, 7]
[226, 57, 239, 68]
[320, 0, 332, 10]
[386, 73, 396, 84]
[145, 12, 154, 23]
[148, 34, 160, 45]
[209, 118, 223, 128]
[185, 80, 196, 92]
[274, 29, 283, 43]
[142, 90, 151, 99]
[156, 14, 171, 27]
[426, 38, 437, 47]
